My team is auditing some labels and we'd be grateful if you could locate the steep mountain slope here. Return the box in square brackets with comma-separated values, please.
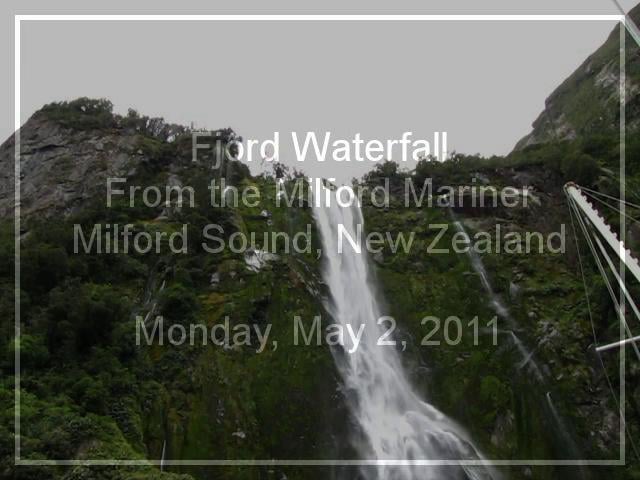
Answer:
[515, 5, 640, 149]
[0, 100, 349, 480]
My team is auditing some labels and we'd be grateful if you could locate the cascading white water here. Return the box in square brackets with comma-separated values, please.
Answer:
[545, 392, 584, 466]
[450, 216, 543, 382]
[312, 186, 495, 480]
[448, 213, 585, 473]
[450, 219, 510, 322]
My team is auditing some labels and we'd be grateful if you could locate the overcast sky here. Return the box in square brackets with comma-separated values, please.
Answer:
[5, 0, 636, 182]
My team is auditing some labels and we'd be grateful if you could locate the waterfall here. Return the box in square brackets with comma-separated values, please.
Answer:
[449, 219, 510, 324]
[449, 215, 543, 382]
[160, 439, 166, 472]
[448, 213, 586, 474]
[312, 185, 496, 480]
[545, 392, 585, 471]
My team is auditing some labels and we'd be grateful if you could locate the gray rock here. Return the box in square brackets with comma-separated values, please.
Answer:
[0, 114, 146, 219]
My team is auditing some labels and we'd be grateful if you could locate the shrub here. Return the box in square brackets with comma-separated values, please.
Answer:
[40, 97, 116, 131]
[159, 284, 198, 322]
[7, 334, 49, 369]
[561, 153, 601, 186]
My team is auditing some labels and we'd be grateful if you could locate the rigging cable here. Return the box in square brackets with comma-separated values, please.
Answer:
[566, 194, 640, 360]
[579, 185, 640, 212]
[581, 190, 640, 227]
[567, 198, 640, 461]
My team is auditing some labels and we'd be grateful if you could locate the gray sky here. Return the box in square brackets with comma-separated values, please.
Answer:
[5, 0, 635, 182]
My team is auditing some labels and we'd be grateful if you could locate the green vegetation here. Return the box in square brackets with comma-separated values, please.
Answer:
[5, 22, 640, 474]
[40, 98, 118, 131]
[0, 113, 342, 478]
[357, 157, 639, 477]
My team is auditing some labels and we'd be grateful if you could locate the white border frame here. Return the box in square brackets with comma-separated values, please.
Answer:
[13, 13, 627, 468]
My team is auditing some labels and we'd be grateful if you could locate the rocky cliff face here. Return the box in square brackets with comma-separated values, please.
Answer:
[0, 99, 200, 220]
[0, 100, 351, 480]
[358, 157, 639, 479]
[1, 113, 137, 219]
[514, 5, 640, 150]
